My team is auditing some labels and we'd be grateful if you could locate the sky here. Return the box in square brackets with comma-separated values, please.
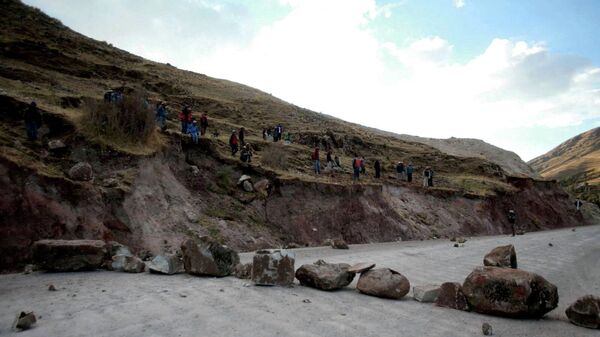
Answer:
[24, 0, 600, 160]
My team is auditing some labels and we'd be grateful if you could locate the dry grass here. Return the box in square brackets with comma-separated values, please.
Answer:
[445, 174, 517, 196]
[259, 144, 289, 170]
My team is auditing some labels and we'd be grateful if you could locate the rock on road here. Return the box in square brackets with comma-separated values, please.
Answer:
[1, 225, 599, 337]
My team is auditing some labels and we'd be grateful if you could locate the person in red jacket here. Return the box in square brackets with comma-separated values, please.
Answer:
[311, 146, 320, 175]
[179, 105, 192, 133]
[229, 130, 239, 156]
[200, 112, 208, 136]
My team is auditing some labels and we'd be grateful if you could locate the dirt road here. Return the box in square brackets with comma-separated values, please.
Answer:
[1, 225, 599, 337]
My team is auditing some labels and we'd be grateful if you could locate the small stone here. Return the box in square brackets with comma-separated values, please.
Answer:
[48, 139, 66, 150]
[302, 299, 311, 303]
[179, 293, 187, 298]
[219, 289, 224, 292]
[565, 295, 600, 329]
[190, 165, 200, 176]
[68, 162, 94, 181]
[242, 180, 254, 192]
[572, 228, 577, 232]
[413, 284, 441, 303]
[23, 264, 34, 274]
[482, 322, 493, 335]
[348, 262, 375, 274]
[48, 284, 57, 291]
[457, 237, 467, 244]
[450, 237, 457, 242]
[233, 263, 252, 280]
[548, 243, 553, 247]
[12, 312, 36, 331]
[453, 243, 459, 248]
[331, 239, 349, 249]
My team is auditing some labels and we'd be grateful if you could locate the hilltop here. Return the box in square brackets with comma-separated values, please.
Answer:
[529, 127, 600, 206]
[0, 0, 594, 270]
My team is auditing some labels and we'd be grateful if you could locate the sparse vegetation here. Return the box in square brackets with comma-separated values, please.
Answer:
[80, 90, 155, 146]
[260, 144, 289, 169]
[215, 166, 234, 192]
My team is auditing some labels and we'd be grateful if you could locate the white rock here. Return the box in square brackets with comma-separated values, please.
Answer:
[413, 284, 441, 302]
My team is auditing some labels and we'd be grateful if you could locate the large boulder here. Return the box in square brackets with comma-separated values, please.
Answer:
[252, 249, 295, 286]
[181, 238, 239, 277]
[147, 255, 181, 275]
[295, 260, 355, 290]
[356, 268, 410, 299]
[32, 239, 107, 271]
[68, 162, 94, 181]
[565, 295, 600, 329]
[435, 282, 469, 310]
[483, 245, 517, 268]
[111, 255, 145, 273]
[462, 266, 558, 318]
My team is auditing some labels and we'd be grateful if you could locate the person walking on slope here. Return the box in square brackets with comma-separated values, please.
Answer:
[200, 112, 209, 136]
[360, 157, 366, 175]
[423, 166, 434, 187]
[326, 149, 333, 170]
[508, 209, 517, 236]
[240, 143, 253, 163]
[23, 101, 42, 141]
[229, 130, 239, 156]
[312, 146, 321, 175]
[396, 161, 405, 181]
[575, 199, 583, 211]
[155, 101, 168, 131]
[406, 163, 414, 182]
[352, 156, 361, 181]
[179, 105, 192, 133]
[187, 119, 200, 144]
[374, 160, 381, 178]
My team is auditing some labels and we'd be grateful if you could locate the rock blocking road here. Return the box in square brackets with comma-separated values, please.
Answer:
[1, 225, 600, 337]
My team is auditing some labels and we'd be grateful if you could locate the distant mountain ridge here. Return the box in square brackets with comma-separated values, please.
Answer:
[389, 133, 540, 178]
[529, 127, 600, 206]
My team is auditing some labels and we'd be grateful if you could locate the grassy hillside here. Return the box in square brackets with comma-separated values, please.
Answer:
[529, 127, 600, 206]
[0, 0, 513, 196]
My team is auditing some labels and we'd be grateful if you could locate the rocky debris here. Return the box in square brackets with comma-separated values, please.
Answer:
[147, 255, 182, 275]
[572, 228, 577, 232]
[435, 282, 469, 311]
[181, 238, 239, 277]
[483, 245, 517, 268]
[348, 262, 375, 274]
[242, 180, 254, 192]
[68, 162, 94, 181]
[295, 260, 355, 290]
[450, 237, 457, 242]
[283, 242, 301, 249]
[331, 239, 349, 249]
[302, 299, 311, 303]
[32, 239, 107, 272]
[413, 284, 441, 302]
[102, 178, 119, 187]
[548, 243, 553, 247]
[47, 139, 66, 150]
[106, 241, 132, 257]
[253, 179, 271, 197]
[482, 322, 493, 335]
[457, 237, 467, 244]
[111, 255, 145, 273]
[565, 295, 600, 329]
[356, 268, 410, 299]
[12, 312, 36, 331]
[252, 250, 295, 286]
[48, 284, 57, 291]
[23, 264, 35, 274]
[233, 263, 252, 279]
[462, 266, 558, 318]
[238, 175, 252, 184]
[190, 165, 200, 176]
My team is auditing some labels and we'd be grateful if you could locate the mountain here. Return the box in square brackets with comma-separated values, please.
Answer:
[529, 127, 600, 206]
[393, 134, 540, 178]
[0, 0, 594, 271]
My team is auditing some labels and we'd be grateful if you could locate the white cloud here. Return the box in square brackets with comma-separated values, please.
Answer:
[453, 0, 466, 8]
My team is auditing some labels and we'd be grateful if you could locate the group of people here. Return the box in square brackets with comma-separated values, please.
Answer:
[263, 124, 284, 142]
[175, 105, 209, 144]
[229, 128, 253, 163]
[395, 162, 415, 183]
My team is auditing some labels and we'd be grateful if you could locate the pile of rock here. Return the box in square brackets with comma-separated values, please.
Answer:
[181, 237, 239, 277]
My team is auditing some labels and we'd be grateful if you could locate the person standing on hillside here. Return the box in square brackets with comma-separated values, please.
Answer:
[396, 161, 405, 181]
[360, 157, 366, 175]
[24, 101, 42, 141]
[187, 119, 200, 144]
[179, 105, 192, 133]
[200, 112, 208, 136]
[240, 143, 252, 163]
[326, 149, 333, 170]
[155, 101, 168, 131]
[575, 199, 583, 211]
[406, 163, 414, 182]
[423, 167, 434, 187]
[334, 155, 341, 168]
[312, 146, 321, 175]
[374, 160, 381, 178]
[508, 209, 517, 236]
[229, 130, 239, 156]
[352, 156, 361, 181]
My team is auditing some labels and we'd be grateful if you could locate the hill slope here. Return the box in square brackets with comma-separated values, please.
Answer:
[529, 127, 600, 205]
[0, 0, 594, 270]
[394, 134, 539, 178]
